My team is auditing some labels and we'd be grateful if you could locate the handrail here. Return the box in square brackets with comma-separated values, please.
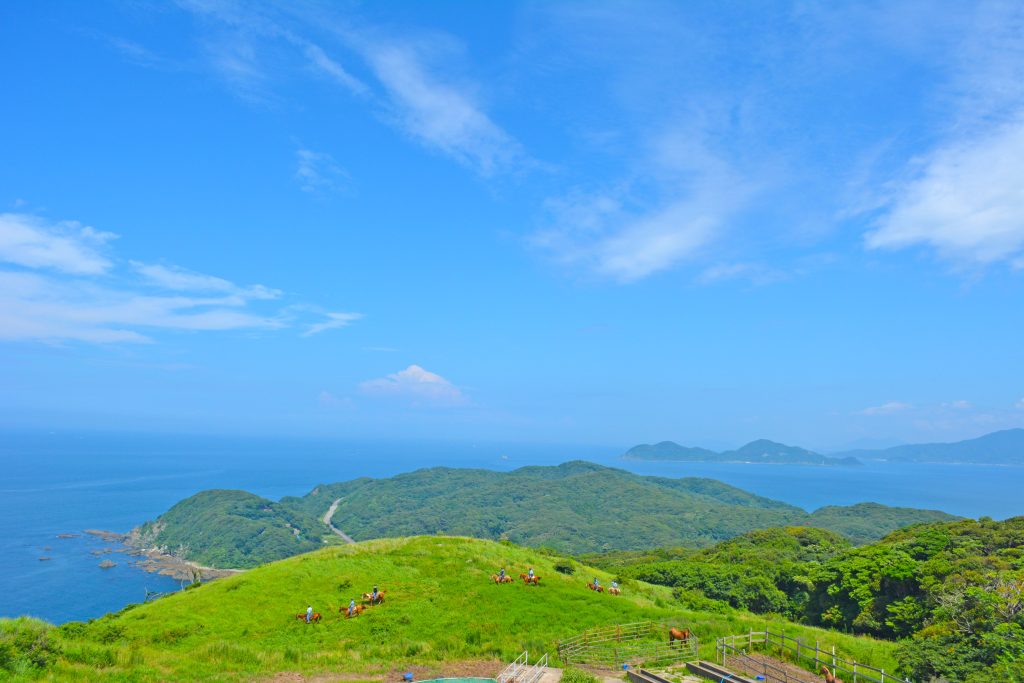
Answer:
[716, 630, 912, 683]
[497, 651, 528, 683]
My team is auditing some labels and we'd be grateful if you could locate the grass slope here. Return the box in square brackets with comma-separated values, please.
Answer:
[12, 536, 901, 682]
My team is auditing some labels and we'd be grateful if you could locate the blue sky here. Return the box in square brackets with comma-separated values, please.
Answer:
[2, 0, 1023, 450]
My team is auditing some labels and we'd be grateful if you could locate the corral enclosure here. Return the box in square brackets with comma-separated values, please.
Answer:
[557, 621, 699, 669]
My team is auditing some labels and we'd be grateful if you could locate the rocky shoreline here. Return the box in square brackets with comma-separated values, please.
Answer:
[81, 529, 243, 582]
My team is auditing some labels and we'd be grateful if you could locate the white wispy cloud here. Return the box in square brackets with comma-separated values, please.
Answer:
[360, 364, 465, 405]
[303, 312, 363, 337]
[860, 401, 913, 416]
[0, 213, 358, 344]
[697, 262, 788, 286]
[353, 41, 522, 176]
[942, 400, 972, 410]
[132, 262, 280, 299]
[865, 2, 1024, 270]
[302, 43, 366, 96]
[866, 118, 1024, 267]
[169, 1, 525, 177]
[295, 148, 348, 194]
[536, 130, 751, 282]
[0, 213, 116, 275]
[1016, 398, 1024, 410]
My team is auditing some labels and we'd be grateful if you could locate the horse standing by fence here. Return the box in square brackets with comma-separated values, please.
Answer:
[669, 627, 691, 645]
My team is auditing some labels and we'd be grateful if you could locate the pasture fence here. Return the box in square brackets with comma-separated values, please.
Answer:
[716, 630, 911, 683]
[557, 621, 698, 668]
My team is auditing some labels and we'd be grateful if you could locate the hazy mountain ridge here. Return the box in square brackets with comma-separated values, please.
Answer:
[627, 428, 1024, 465]
[834, 428, 1024, 464]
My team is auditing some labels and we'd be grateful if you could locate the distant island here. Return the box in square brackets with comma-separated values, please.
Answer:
[625, 428, 1024, 466]
[623, 439, 862, 466]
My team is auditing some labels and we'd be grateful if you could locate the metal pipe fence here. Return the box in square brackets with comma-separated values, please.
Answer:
[557, 621, 698, 668]
[716, 630, 912, 683]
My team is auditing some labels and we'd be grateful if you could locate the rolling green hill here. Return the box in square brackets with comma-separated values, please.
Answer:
[131, 489, 326, 568]
[0, 536, 903, 682]
[135, 461, 956, 568]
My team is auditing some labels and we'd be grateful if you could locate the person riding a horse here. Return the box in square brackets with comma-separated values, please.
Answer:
[611, 580, 618, 590]
[528, 568, 534, 580]
[348, 598, 356, 617]
[372, 585, 380, 604]
[593, 577, 600, 589]
[305, 605, 313, 624]
[499, 568, 505, 581]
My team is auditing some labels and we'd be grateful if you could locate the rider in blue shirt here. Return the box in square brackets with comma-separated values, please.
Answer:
[348, 598, 356, 616]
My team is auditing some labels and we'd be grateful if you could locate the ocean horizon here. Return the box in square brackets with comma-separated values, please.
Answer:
[2, 431, 1022, 625]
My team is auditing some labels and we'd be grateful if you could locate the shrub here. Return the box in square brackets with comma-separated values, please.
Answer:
[561, 667, 599, 683]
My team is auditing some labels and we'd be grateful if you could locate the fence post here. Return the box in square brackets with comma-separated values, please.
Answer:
[815, 639, 820, 669]
[853, 662, 858, 683]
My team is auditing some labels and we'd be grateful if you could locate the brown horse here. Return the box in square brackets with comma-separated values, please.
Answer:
[821, 666, 841, 683]
[361, 591, 386, 604]
[587, 582, 604, 593]
[491, 574, 513, 584]
[520, 573, 540, 585]
[608, 586, 621, 595]
[295, 612, 322, 624]
[668, 627, 691, 645]
[342, 604, 366, 618]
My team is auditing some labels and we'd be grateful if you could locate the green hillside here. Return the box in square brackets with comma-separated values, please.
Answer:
[136, 462, 956, 568]
[0, 536, 902, 682]
[132, 489, 325, 568]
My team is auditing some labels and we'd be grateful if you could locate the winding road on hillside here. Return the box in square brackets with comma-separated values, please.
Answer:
[323, 498, 356, 544]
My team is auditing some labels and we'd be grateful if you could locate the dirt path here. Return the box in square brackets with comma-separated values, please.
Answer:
[322, 499, 356, 544]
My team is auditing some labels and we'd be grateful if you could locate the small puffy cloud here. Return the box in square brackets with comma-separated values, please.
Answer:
[303, 312, 363, 337]
[360, 364, 464, 405]
[0, 213, 116, 275]
[866, 119, 1024, 268]
[1016, 398, 1024, 410]
[860, 401, 912, 416]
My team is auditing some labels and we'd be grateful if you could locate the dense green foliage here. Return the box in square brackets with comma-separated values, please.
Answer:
[586, 527, 851, 619]
[624, 439, 860, 466]
[0, 618, 59, 677]
[138, 462, 955, 568]
[133, 490, 326, 568]
[290, 462, 952, 554]
[0, 536, 900, 681]
[587, 518, 1024, 682]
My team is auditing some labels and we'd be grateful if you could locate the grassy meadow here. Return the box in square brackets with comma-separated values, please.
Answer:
[5, 536, 900, 681]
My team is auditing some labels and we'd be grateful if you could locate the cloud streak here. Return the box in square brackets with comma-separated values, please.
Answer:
[0, 213, 359, 344]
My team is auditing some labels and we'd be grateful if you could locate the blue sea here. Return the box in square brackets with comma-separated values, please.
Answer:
[2, 431, 1022, 625]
